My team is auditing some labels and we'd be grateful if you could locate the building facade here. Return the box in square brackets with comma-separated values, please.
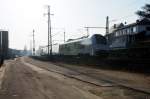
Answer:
[106, 19, 150, 49]
[0, 30, 9, 59]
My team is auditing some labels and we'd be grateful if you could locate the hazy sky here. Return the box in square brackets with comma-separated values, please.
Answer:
[0, 0, 149, 50]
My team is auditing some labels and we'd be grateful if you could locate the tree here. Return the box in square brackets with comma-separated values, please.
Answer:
[136, 4, 150, 19]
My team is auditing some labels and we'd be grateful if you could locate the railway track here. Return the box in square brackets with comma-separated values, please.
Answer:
[77, 70, 150, 95]
[46, 65, 150, 95]
[48, 62, 150, 95]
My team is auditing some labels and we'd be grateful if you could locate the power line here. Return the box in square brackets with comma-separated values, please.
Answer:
[52, 31, 61, 37]
[84, 16, 109, 36]
[52, 28, 66, 43]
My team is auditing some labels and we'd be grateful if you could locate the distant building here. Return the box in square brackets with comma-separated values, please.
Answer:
[106, 18, 150, 49]
[0, 30, 9, 59]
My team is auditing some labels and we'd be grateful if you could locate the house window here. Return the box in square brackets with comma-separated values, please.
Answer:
[121, 30, 123, 35]
[130, 27, 133, 33]
[115, 32, 118, 36]
[118, 31, 120, 36]
[127, 29, 130, 34]
[133, 26, 137, 33]
[123, 29, 125, 35]
[124, 29, 127, 35]
[118, 30, 121, 36]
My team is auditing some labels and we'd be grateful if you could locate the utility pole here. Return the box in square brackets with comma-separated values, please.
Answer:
[64, 30, 65, 43]
[33, 29, 35, 56]
[106, 16, 109, 35]
[44, 5, 53, 56]
[30, 40, 32, 55]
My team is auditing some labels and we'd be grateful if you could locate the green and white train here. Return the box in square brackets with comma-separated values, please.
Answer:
[59, 34, 108, 56]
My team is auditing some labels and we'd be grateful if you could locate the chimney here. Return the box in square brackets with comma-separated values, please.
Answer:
[136, 20, 140, 23]
[114, 24, 116, 28]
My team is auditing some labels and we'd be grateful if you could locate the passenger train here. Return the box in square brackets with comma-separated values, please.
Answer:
[59, 34, 108, 56]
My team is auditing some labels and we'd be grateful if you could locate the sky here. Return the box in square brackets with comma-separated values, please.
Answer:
[0, 0, 149, 50]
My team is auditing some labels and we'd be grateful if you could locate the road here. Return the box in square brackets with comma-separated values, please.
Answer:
[0, 57, 149, 99]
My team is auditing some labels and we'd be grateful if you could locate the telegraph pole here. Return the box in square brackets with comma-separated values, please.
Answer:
[44, 5, 53, 56]
[106, 16, 109, 35]
[47, 6, 50, 55]
[33, 29, 35, 56]
[64, 30, 65, 43]
[49, 6, 52, 56]
[30, 40, 32, 55]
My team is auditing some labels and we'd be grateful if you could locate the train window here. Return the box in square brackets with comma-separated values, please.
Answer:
[74, 42, 80, 48]
[79, 45, 84, 49]
[146, 27, 150, 31]
[64, 45, 67, 48]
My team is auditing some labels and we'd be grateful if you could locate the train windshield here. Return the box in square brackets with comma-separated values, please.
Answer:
[95, 35, 107, 44]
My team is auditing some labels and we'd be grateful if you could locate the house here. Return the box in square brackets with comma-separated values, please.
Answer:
[106, 18, 150, 49]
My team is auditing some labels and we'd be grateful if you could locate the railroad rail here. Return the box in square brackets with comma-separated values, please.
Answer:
[52, 65, 150, 95]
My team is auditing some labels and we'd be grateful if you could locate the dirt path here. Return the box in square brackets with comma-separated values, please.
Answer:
[0, 58, 101, 99]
